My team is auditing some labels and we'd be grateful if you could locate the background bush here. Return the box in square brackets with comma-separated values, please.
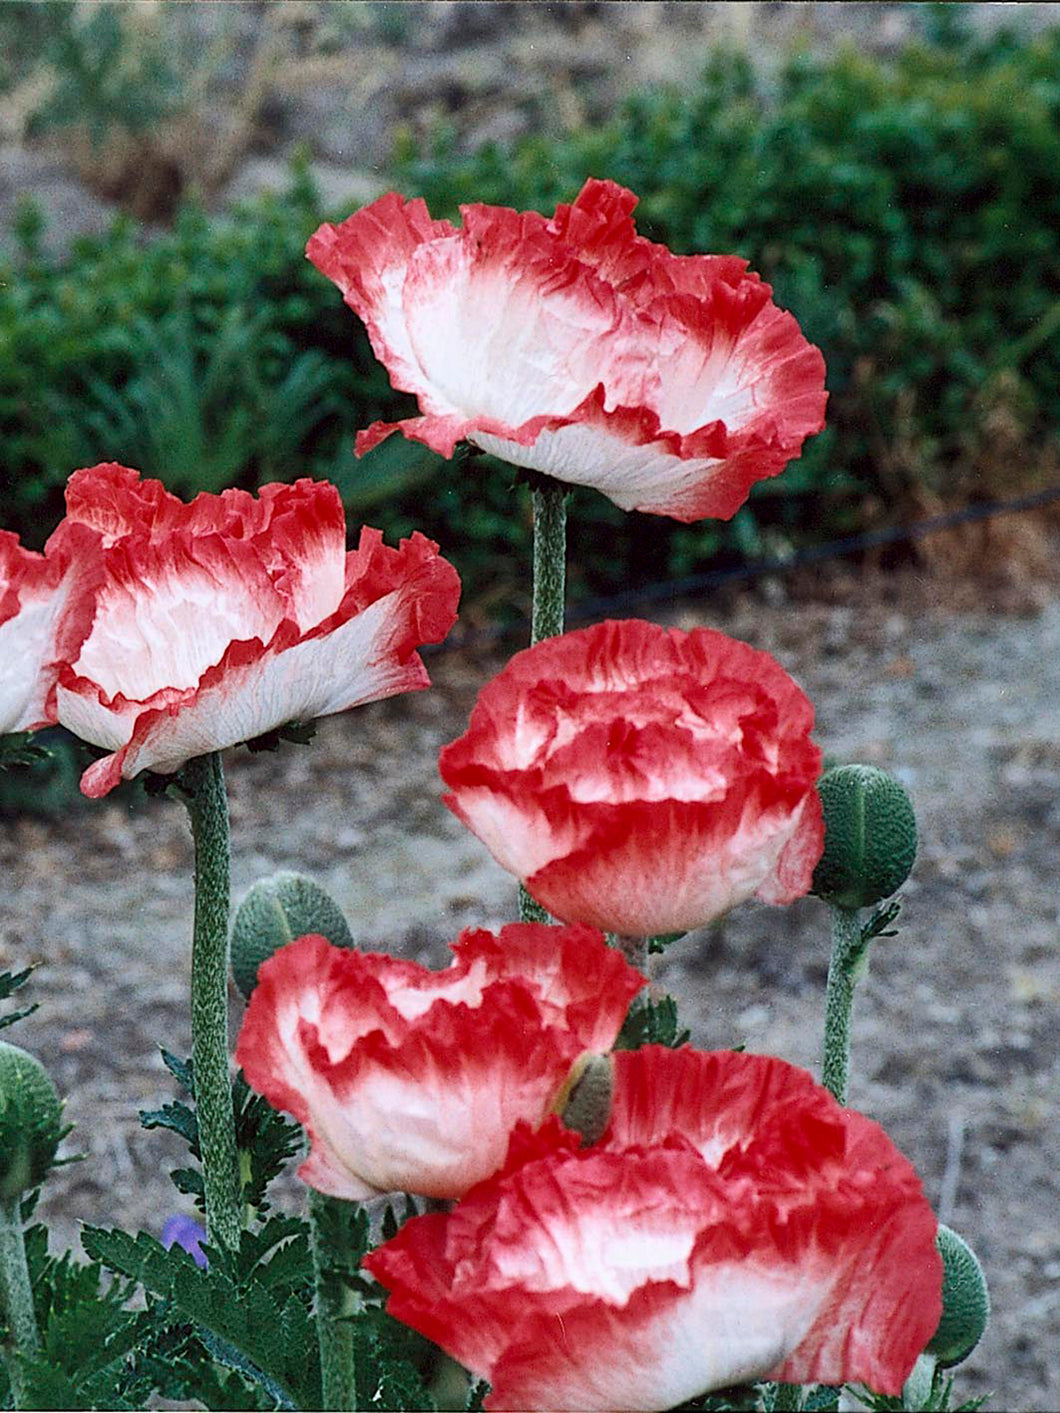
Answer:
[2, 22, 1059, 618]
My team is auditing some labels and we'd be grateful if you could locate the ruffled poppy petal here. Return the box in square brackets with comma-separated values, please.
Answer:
[366, 1046, 942, 1411]
[440, 619, 822, 936]
[49, 467, 460, 794]
[311, 179, 826, 521]
[236, 927, 643, 1200]
[0, 524, 102, 735]
[306, 193, 460, 403]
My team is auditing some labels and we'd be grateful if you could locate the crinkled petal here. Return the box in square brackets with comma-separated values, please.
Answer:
[313, 179, 826, 521]
[367, 1047, 942, 1411]
[523, 792, 822, 937]
[0, 524, 102, 734]
[440, 619, 822, 935]
[66, 566, 453, 797]
[236, 927, 642, 1200]
[49, 469, 459, 795]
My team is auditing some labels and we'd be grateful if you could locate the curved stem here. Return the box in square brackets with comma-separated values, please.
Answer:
[822, 904, 864, 1106]
[181, 752, 242, 1250]
[518, 480, 568, 926]
[0, 1196, 39, 1409]
[309, 1190, 358, 1412]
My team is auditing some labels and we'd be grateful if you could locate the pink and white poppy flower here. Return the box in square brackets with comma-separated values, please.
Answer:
[307, 177, 827, 522]
[439, 618, 824, 937]
[50, 463, 460, 796]
[366, 1045, 943, 1411]
[235, 924, 644, 1200]
[0, 526, 99, 737]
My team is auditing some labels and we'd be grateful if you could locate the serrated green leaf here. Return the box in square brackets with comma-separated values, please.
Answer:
[17, 1356, 98, 1411]
[139, 1098, 199, 1149]
[80, 1225, 320, 1409]
[233, 1076, 302, 1214]
[804, 1387, 841, 1411]
[861, 899, 902, 945]
[465, 1377, 489, 1410]
[353, 1310, 437, 1412]
[381, 1202, 399, 1243]
[0, 1001, 38, 1030]
[0, 966, 39, 1029]
[170, 1166, 206, 1202]
[199, 1329, 295, 1410]
[0, 967, 34, 999]
[160, 1048, 194, 1091]
[615, 992, 690, 1050]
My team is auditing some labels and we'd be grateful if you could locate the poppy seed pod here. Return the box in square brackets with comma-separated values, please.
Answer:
[0, 1040, 64, 1202]
[927, 1224, 990, 1368]
[812, 764, 917, 910]
[230, 870, 355, 999]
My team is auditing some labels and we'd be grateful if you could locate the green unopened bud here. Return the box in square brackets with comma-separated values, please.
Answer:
[555, 1053, 614, 1147]
[927, 1223, 990, 1368]
[231, 871, 355, 998]
[0, 1041, 63, 1201]
[812, 764, 917, 910]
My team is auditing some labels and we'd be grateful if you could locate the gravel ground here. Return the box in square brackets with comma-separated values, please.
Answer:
[3, 561, 1060, 1411]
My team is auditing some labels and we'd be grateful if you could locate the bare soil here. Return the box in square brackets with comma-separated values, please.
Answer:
[4, 558, 1060, 1412]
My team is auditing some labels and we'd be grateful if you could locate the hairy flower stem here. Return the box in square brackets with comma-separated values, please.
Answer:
[822, 904, 865, 1106]
[181, 752, 243, 1251]
[530, 481, 567, 645]
[519, 480, 568, 926]
[0, 1196, 39, 1409]
[309, 1191, 358, 1412]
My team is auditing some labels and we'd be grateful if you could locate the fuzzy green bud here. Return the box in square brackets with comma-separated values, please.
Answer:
[0, 1041, 63, 1201]
[231, 870, 355, 998]
[812, 764, 917, 910]
[927, 1224, 990, 1368]
[556, 1053, 614, 1147]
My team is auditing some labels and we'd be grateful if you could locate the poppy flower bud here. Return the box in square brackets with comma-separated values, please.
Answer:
[0, 1040, 64, 1202]
[556, 1052, 614, 1147]
[927, 1224, 990, 1368]
[230, 871, 354, 999]
[812, 764, 917, 910]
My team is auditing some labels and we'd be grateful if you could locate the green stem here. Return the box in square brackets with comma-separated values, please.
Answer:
[309, 1191, 358, 1412]
[181, 751, 242, 1251]
[519, 480, 568, 926]
[822, 904, 864, 1106]
[518, 885, 551, 924]
[0, 1196, 39, 1409]
[530, 480, 567, 645]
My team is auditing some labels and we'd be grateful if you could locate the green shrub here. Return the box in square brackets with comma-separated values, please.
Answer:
[2, 25, 1058, 618]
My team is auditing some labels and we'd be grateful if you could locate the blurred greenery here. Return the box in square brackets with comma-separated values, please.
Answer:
[1, 21, 1058, 627]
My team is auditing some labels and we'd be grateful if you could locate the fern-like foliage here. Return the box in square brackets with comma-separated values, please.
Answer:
[615, 991, 690, 1050]
[139, 1050, 301, 1216]
[79, 1225, 319, 1411]
[0, 964, 38, 1030]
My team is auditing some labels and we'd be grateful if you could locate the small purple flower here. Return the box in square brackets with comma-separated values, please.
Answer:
[161, 1214, 208, 1268]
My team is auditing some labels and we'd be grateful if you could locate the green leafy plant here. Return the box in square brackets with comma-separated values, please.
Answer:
[5, 27, 1059, 621]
